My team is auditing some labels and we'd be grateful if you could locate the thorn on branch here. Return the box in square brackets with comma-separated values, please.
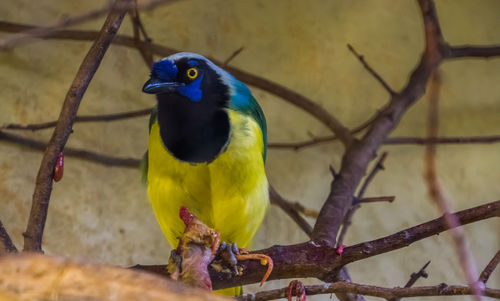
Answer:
[329, 165, 338, 180]
[389, 261, 431, 301]
[222, 46, 244, 67]
[0, 221, 18, 254]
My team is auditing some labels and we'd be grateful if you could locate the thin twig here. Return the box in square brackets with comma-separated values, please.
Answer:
[424, 71, 482, 300]
[269, 186, 312, 237]
[0, 131, 141, 167]
[385, 136, 500, 145]
[357, 152, 388, 199]
[312, 0, 447, 248]
[289, 201, 319, 218]
[237, 282, 500, 301]
[389, 261, 431, 301]
[269, 112, 381, 150]
[0, 108, 151, 131]
[0, 0, 177, 50]
[0, 221, 17, 254]
[23, 0, 128, 252]
[446, 45, 500, 59]
[129, 0, 154, 68]
[347, 44, 396, 96]
[357, 196, 395, 204]
[270, 135, 500, 150]
[404, 261, 431, 288]
[337, 152, 388, 246]
[478, 249, 500, 284]
[222, 46, 244, 67]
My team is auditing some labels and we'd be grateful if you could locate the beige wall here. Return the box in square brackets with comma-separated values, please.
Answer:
[1, 1, 499, 300]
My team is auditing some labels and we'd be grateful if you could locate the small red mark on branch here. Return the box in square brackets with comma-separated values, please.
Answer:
[53, 152, 64, 182]
[336, 244, 346, 255]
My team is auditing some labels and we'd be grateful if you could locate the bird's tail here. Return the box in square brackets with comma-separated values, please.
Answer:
[215, 286, 243, 296]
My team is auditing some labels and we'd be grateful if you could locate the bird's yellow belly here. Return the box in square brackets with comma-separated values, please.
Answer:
[147, 109, 268, 248]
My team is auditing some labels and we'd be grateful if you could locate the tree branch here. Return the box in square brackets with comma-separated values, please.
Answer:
[23, 0, 128, 252]
[270, 135, 500, 150]
[237, 282, 500, 301]
[133, 200, 500, 289]
[311, 0, 446, 248]
[1, 108, 151, 131]
[129, 0, 154, 68]
[0, 131, 141, 167]
[424, 71, 482, 299]
[269, 186, 313, 237]
[0, 221, 17, 254]
[0, 21, 353, 147]
[389, 261, 430, 301]
[347, 44, 396, 95]
[337, 152, 388, 246]
[0, 0, 176, 50]
[222, 46, 245, 67]
[446, 45, 500, 59]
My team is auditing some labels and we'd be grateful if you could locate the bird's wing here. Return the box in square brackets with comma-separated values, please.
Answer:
[228, 80, 267, 162]
[140, 105, 158, 184]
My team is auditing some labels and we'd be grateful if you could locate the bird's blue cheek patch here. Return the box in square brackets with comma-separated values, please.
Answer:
[178, 75, 204, 102]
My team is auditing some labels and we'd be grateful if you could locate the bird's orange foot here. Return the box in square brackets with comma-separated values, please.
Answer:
[287, 280, 306, 301]
[235, 250, 273, 286]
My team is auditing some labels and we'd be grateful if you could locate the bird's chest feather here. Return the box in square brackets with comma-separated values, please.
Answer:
[147, 109, 268, 247]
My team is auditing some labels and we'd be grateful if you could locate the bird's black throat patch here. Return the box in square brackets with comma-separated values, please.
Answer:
[155, 70, 231, 164]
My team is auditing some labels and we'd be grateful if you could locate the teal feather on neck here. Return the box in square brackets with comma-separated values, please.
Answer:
[227, 78, 267, 162]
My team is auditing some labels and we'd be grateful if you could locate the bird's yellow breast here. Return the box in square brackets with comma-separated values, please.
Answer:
[147, 109, 269, 248]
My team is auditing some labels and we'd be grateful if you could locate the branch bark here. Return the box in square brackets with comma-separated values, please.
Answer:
[478, 249, 500, 284]
[311, 0, 446, 247]
[237, 282, 500, 301]
[23, 0, 128, 252]
[133, 200, 500, 289]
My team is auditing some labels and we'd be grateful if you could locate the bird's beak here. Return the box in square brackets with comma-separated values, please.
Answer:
[142, 77, 184, 94]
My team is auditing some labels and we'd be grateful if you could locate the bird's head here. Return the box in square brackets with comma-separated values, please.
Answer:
[143, 52, 232, 104]
[142, 53, 237, 163]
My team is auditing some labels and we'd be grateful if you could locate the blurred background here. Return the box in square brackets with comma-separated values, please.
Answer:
[0, 1, 499, 300]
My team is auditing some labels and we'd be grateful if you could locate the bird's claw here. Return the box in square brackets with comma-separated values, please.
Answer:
[213, 242, 273, 286]
[217, 241, 240, 274]
[287, 280, 306, 301]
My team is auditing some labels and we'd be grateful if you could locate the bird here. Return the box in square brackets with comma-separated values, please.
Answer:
[141, 52, 269, 295]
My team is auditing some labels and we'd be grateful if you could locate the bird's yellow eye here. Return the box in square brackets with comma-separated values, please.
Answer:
[186, 68, 198, 79]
